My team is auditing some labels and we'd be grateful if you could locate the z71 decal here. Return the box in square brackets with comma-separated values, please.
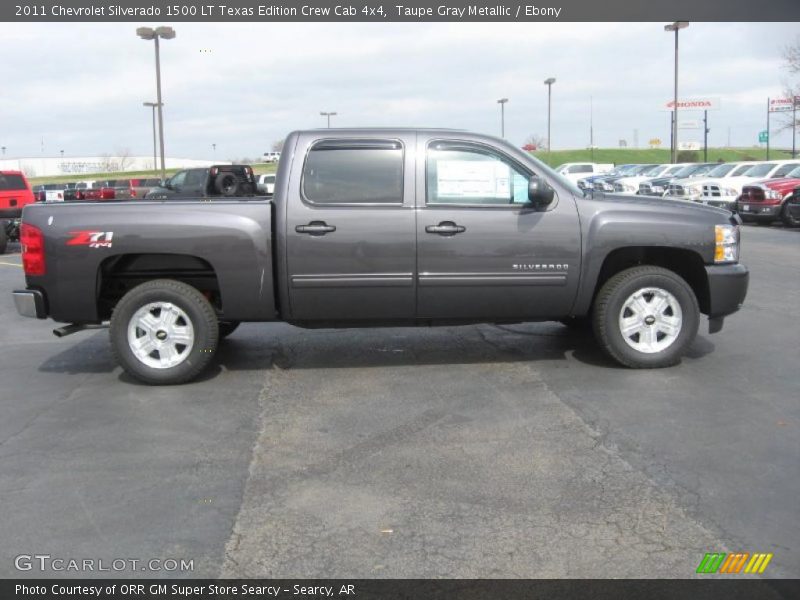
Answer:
[67, 231, 114, 248]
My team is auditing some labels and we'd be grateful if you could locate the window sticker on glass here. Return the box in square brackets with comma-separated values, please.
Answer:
[436, 160, 512, 200]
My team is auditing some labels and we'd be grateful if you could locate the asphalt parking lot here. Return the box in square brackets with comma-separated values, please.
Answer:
[0, 224, 798, 579]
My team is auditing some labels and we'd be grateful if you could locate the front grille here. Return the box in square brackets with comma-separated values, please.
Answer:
[668, 184, 685, 196]
[702, 184, 721, 198]
[639, 183, 653, 194]
[613, 183, 625, 192]
[740, 187, 765, 202]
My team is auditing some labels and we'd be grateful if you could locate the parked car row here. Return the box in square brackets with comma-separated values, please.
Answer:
[31, 178, 163, 202]
[576, 159, 800, 227]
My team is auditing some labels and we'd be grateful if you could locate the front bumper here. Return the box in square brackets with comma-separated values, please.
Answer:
[737, 203, 781, 219]
[13, 289, 47, 319]
[706, 264, 748, 320]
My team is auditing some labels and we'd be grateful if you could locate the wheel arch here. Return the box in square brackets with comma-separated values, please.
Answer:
[97, 253, 221, 321]
[579, 246, 710, 316]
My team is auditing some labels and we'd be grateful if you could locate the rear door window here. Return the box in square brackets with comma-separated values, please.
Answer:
[302, 140, 403, 205]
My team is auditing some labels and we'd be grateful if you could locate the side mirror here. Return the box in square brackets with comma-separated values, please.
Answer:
[528, 176, 555, 208]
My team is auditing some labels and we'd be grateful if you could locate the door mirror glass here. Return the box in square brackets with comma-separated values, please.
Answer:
[528, 176, 555, 208]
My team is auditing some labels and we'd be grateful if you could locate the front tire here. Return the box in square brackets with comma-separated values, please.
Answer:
[110, 279, 219, 385]
[781, 203, 800, 228]
[0, 223, 8, 254]
[592, 266, 699, 369]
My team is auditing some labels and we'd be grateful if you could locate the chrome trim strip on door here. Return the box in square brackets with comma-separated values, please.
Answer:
[291, 273, 414, 288]
[418, 272, 567, 287]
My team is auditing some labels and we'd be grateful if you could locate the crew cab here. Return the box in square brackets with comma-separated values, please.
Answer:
[145, 165, 257, 200]
[0, 170, 36, 254]
[737, 165, 800, 225]
[13, 129, 749, 385]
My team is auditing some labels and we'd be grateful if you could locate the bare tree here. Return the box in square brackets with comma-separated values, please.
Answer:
[271, 138, 285, 152]
[115, 148, 133, 171]
[778, 38, 800, 133]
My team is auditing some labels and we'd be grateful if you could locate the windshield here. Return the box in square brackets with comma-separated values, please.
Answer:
[744, 163, 776, 178]
[729, 164, 754, 176]
[785, 166, 800, 178]
[707, 163, 737, 178]
[672, 164, 702, 178]
[641, 165, 666, 176]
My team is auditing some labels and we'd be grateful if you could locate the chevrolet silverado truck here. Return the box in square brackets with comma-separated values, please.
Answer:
[13, 129, 749, 385]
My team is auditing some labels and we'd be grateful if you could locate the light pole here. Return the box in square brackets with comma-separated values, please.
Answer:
[60, 149, 64, 158]
[320, 111, 337, 128]
[497, 98, 508, 138]
[664, 21, 689, 163]
[1, 146, 6, 156]
[143, 101, 160, 172]
[137, 26, 175, 179]
[212, 143, 216, 157]
[544, 78, 556, 154]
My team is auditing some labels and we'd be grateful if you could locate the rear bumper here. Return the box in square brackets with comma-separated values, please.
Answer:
[0, 209, 22, 220]
[13, 289, 47, 319]
[706, 264, 748, 319]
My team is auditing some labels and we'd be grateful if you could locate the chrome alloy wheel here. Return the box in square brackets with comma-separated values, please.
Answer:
[618, 287, 683, 354]
[127, 302, 195, 369]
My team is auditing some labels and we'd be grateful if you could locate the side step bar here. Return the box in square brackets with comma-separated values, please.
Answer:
[53, 323, 109, 338]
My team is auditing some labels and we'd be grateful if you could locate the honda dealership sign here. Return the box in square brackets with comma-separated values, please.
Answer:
[663, 97, 721, 111]
[768, 97, 800, 112]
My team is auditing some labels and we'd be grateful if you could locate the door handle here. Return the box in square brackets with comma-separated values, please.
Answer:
[296, 221, 336, 236]
[425, 221, 466, 236]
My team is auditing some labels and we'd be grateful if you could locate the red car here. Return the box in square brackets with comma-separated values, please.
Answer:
[0, 170, 37, 254]
[737, 165, 800, 226]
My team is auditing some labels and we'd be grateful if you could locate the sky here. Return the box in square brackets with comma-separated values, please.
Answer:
[1, 22, 798, 160]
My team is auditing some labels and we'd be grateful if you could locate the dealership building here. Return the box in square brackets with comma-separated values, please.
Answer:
[0, 155, 225, 178]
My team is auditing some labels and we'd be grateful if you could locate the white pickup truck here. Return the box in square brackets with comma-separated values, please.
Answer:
[554, 162, 613, 183]
[694, 161, 800, 208]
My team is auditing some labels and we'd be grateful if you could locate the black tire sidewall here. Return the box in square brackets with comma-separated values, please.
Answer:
[110, 281, 218, 384]
[781, 203, 800, 227]
[215, 173, 239, 196]
[597, 270, 699, 368]
[0, 225, 7, 254]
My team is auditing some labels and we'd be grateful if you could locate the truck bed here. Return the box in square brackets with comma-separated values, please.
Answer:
[20, 199, 277, 323]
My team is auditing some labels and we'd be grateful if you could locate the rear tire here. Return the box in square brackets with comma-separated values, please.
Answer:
[0, 223, 7, 255]
[592, 266, 699, 369]
[110, 279, 219, 385]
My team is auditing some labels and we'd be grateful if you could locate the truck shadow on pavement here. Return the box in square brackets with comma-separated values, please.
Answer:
[36, 322, 716, 384]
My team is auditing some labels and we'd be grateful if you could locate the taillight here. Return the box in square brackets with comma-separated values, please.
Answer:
[21, 223, 46, 276]
[130, 187, 137, 197]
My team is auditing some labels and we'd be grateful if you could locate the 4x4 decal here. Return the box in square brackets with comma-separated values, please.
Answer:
[67, 231, 114, 248]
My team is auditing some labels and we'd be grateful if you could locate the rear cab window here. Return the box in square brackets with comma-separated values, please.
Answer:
[0, 174, 28, 191]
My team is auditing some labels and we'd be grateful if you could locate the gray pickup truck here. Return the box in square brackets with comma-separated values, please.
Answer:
[13, 129, 749, 384]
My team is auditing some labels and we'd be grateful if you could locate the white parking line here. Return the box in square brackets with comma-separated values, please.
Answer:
[0, 261, 22, 267]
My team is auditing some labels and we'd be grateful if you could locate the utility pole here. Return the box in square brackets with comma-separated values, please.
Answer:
[589, 96, 594, 162]
[496, 98, 508, 138]
[664, 21, 689, 163]
[766, 98, 770, 160]
[703, 110, 709, 162]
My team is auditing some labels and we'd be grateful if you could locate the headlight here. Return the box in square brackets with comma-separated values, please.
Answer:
[722, 188, 738, 197]
[686, 185, 702, 197]
[623, 184, 636, 192]
[651, 185, 664, 193]
[714, 224, 739, 264]
[765, 189, 782, 200]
